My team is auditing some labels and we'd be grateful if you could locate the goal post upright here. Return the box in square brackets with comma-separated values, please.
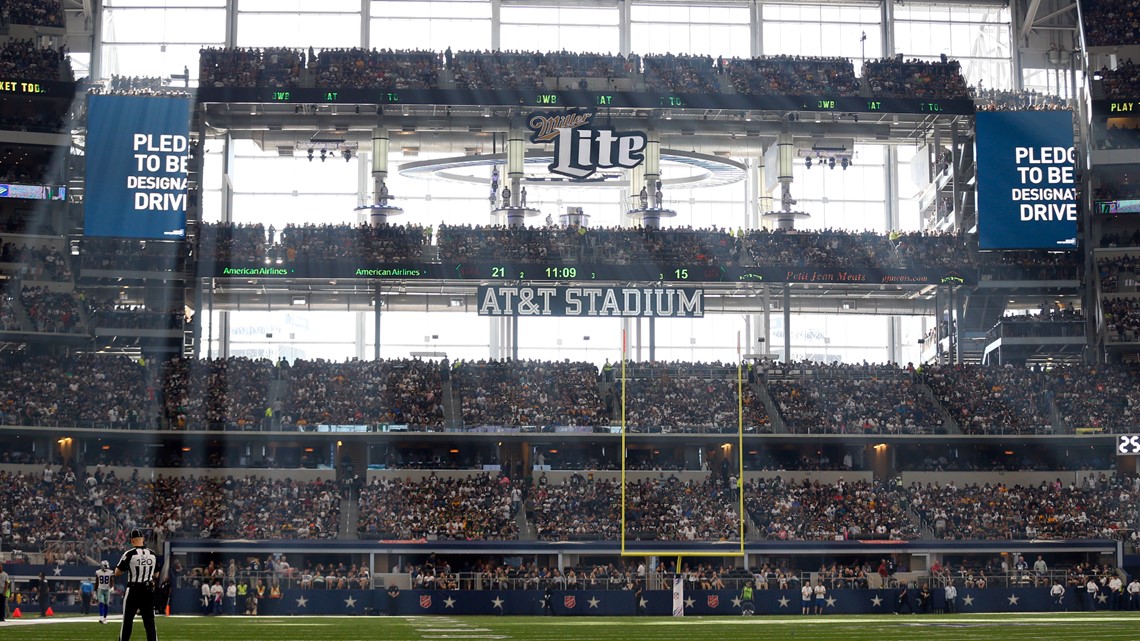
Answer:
[738, 331, 746, 548]
[618, 329, 746, 565]
[620, 327, 627, 556]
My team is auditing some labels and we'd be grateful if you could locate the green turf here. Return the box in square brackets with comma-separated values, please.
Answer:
[4, 613, 1140, 641]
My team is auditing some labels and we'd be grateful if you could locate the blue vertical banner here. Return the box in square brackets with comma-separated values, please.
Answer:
[84, 95, 191, 239]
[976, 110, 1079, 250]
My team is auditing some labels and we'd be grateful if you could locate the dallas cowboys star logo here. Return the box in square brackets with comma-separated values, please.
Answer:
[731, 596, 742, 608]
[295, 595, 308, 608]
[491, 596, 504, 609]
[444, 596, 455, 608]
[52, 567, 62, 576]
[825, 596, 837, 608]
[1007, 594, 1020, 606]
[639, 598, 649, 609]
[871, 595, 882, 607]
[684, 596, 695, 608]
[778, 596, 790, 608]
[588, 597, 599, 609]
[962, 595, 975, 607]
[1097, 594, 1109, 604]
[344, 596, 357, 608]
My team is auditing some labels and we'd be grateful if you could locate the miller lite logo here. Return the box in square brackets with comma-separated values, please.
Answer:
[707, 595, 719, 608]
[420, 595, 432, 608]
[528, 109, 647, 180]
[563, 595, 577, 609]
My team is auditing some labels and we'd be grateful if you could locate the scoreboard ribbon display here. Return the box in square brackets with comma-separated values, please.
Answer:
[477, 285, 704, 317]
[84, 95, 192, 239]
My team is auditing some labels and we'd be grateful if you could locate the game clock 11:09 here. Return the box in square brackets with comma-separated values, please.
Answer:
[480, 264, 715, 281]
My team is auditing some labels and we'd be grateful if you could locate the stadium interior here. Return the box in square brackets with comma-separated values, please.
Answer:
[4, 0, 1140, 620]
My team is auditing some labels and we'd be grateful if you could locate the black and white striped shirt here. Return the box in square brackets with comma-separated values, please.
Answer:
[117, 547, 158, 585]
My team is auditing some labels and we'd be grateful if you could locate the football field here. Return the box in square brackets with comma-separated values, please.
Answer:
[3, 613, 1140, 641]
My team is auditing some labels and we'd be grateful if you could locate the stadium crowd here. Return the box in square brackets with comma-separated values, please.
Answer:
[861, 57, 969, 99]
[642, 53, 719, 93]
[190, 47, 978, 101]
[727, 55, 857, 96]
[988, 307, 1085, 339]
[20, 286, 83, 333]
[0, 242, 73, 281]
[189, 222, 1094, 277]
[975, 249, 1081, 280]
[765, 362, 943, 434]
[620, 361, 770, 433]
[357, 473, 517, 540]
[746, 477, 920, 541]
[283, 358, 444, 428]
[1049, 365, 1140, 433]
[161, 357, 275, 431]
[1098, 60, 1140, 101]
[974, 88, 1072, 111]
[0, 354, 150, 427]
[79, 237, 188, 272]
[449, 49, 624, 90]
[314, 48, 438, 89]
[199, 47, 303, 88]
[196, 222, 430, 265]
[1079, 0, 1140, 47]
[0, 468, 341, 552]
[454, 359, 607, 427]
[5, 461, 1140, 556]
[1, 0, 64, 28]
[87, 75, 194, 96]
[921, 364, 1053, 434]
[532, 474, 740, 541]
[908, 474, 1139, 540]
[0, 354, 1139, 433]
[1103, 297, 1140, 344]
[83, 296, 185, 330]
[0, 289, 21, 330]
[1098, 254, 1140, 293]
[437, 224, 738, 266]
[0, 39, 70, 82]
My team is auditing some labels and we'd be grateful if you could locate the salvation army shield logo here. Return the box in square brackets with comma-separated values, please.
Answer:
[564, 595, 576, 609]
[420, 595, 432, 608]
[707, 595, 720, 608]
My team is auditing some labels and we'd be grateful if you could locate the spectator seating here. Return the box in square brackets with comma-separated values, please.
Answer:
[1, 0, 65, 28]
[921, 364, 1053, 434]
[765, 362, 943, 434]
[283, 358, 444, 428]
[861, 57, 969, 99]
[0, 39, 70, 82]
[358, 473, 517, 540]
[727, 55, 857, 96]
[746, 477, 920, 541]
[455, 359, 607, 427]
[1079, 0, 1140, 47]
[619, 361, 770, 433]
[909, 475, 1138, 540]
[532, 474, 741, 541]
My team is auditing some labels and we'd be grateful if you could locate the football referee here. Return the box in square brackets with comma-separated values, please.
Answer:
[115, 529, 160, 641]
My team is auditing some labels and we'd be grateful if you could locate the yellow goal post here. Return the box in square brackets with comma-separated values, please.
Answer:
[618, 329, 747, 567]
